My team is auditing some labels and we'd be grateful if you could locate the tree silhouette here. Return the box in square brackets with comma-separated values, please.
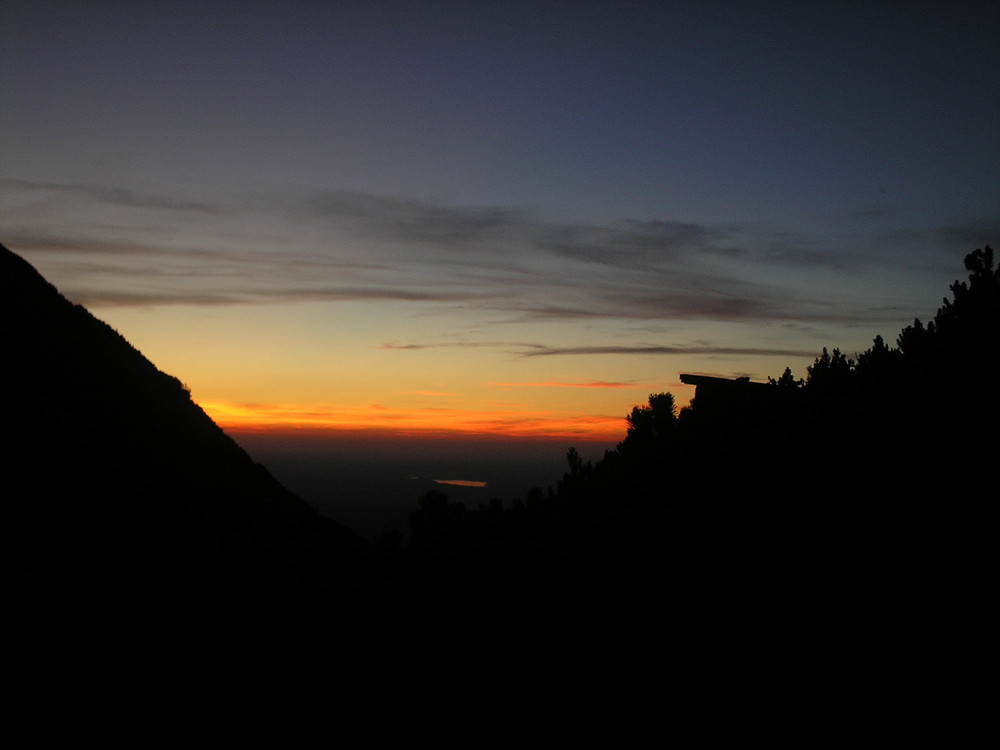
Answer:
[621, 392, 677, 455]
[806, 346, 854, 389]
[768, 366, 803, 389]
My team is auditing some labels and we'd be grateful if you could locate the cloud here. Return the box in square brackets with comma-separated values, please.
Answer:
[3, 177, 958, 330]
[66, 290, 244, 308]
[511, 292, 775, 322]
[378, 339, 818, 360]
[267, 285, 487, 304]
[488, 380, 638, 389]
[846, 205, 903, 222]
[520, 344, 818, 359]
[378, 340, 521, 352]
[534, 218, 739, 269]
[66, 286, 486, 309]
[935, 222, 1000, 255]
[299, 189, 527, 249]
[0, 231, 226, 258]
[1, 178, 220, 214]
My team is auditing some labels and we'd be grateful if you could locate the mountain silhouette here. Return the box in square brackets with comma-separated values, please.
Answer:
[1, 243, 370, 613]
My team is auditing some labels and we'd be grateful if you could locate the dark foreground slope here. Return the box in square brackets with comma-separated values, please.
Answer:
[1, 244, 370, 612]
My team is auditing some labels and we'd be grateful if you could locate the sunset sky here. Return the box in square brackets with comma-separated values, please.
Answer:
[3, 0, 998, 445]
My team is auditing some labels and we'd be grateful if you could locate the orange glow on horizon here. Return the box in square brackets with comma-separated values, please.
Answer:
[199, 399, 626, 441]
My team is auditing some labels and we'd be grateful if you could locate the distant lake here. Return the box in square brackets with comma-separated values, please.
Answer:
[231, 429, 613, 540]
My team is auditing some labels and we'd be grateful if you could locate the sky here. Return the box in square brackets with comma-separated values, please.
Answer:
[3, 0, 999, 447]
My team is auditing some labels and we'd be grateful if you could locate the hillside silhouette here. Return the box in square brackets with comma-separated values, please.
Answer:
[1, 243, 370, 614]
[4, 240, 995, 629]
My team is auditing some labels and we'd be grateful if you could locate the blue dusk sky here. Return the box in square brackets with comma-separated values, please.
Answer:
[2, 0, 998, 442]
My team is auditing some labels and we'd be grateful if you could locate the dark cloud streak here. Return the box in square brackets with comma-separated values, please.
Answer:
[377, 339, 817, 360]
[520, 344, 818, 359]
[1, 178, 220, 214]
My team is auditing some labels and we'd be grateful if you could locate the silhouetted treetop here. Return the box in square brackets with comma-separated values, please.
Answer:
[806, 347, 854, 388]
[620, 392, 677, 455]
[768, 367, 803, 389]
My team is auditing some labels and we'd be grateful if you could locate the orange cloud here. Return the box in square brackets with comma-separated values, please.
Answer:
[395, 390, 456, 396]
[488, 380, 637, 389]
[200, 399, 624, 440]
